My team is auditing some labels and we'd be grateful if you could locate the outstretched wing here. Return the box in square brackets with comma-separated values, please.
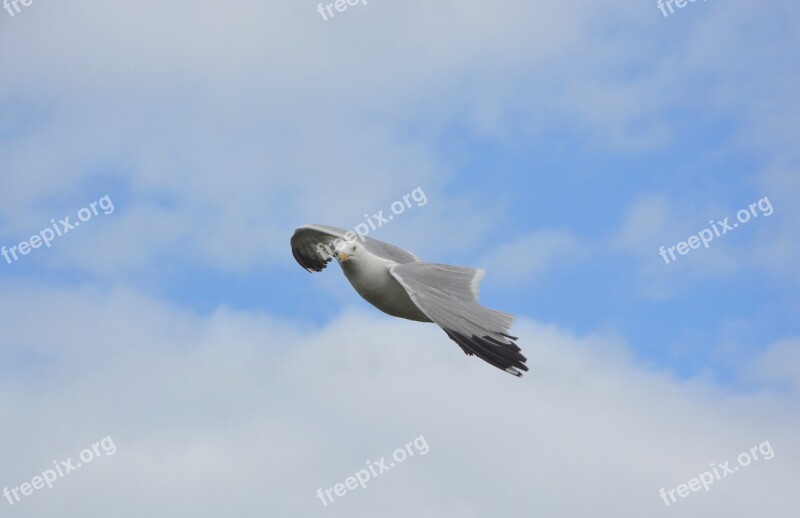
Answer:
[389, 262, 528, 377]
[291, 224, 421, 273]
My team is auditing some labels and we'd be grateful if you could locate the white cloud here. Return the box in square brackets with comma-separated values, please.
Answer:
[0, 0, 732, 275]
[612, 194, 772, 297]
[749, 165, 800, 284]
[749, 338, 800, 395]
[0, 284, 797, 516]
[478, 230, 586, 286]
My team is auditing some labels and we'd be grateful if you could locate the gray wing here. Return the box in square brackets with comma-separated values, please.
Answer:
[291, 224, 420, 273]
[389, 262, 528, 377]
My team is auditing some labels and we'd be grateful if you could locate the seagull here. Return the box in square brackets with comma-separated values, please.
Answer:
[290, 224, 528, 376]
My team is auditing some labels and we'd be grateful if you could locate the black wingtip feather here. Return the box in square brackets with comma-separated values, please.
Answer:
[444, 330, 528, 377]
[291, 246, 331, 273]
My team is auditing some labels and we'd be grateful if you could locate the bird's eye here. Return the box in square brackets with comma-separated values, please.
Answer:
[351, 246, 357, 251]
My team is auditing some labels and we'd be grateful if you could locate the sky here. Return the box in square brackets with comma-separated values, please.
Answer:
[1, 0, 799, 516]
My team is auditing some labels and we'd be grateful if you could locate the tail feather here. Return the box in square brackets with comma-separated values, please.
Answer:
[444, 330, 529, 377]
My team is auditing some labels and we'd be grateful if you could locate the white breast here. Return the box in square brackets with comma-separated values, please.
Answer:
[340, 252, 431, 323]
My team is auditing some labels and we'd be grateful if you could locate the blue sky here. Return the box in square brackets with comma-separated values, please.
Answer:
[1, 1, 799, 516]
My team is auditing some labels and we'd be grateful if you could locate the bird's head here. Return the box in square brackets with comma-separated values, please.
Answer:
[334, 239, 362, 264]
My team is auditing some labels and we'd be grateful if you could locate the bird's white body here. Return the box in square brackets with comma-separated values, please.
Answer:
[338, 244, 431, 322]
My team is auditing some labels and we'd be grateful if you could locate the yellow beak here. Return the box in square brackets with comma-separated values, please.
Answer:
[337, 251, 351, 262]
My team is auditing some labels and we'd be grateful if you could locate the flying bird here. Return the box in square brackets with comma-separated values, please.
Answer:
[290, 224, 528, 376]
